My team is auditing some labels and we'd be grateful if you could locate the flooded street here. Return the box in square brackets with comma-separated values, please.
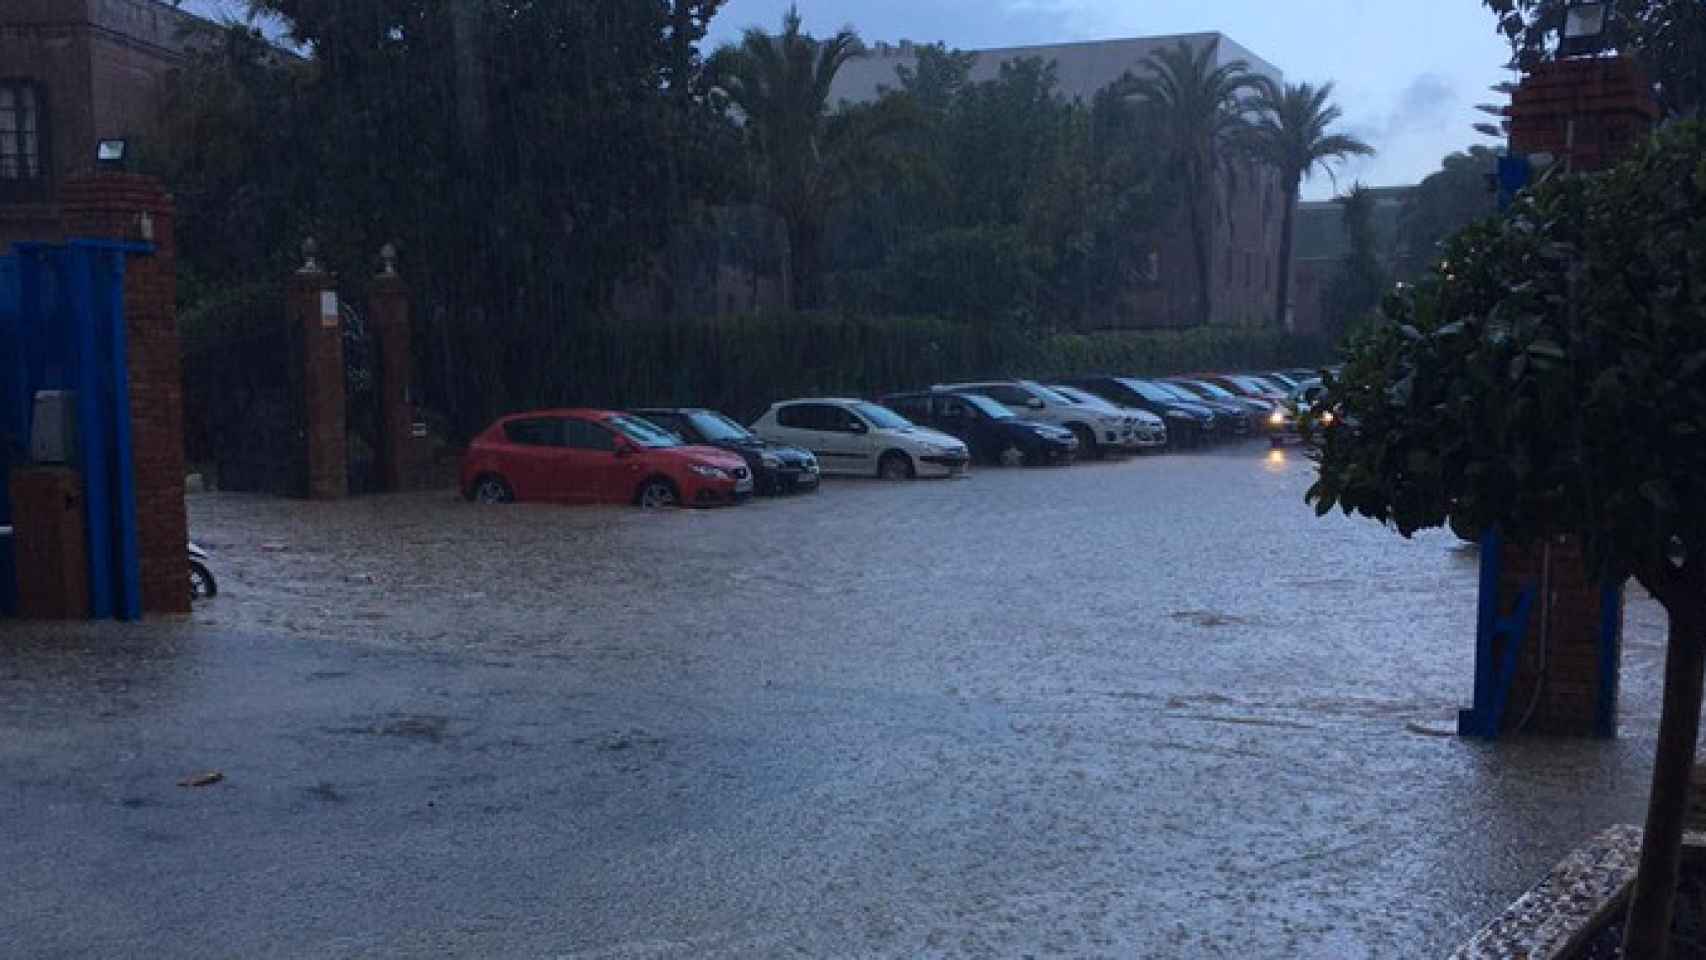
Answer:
[2, 443, 1671, 958]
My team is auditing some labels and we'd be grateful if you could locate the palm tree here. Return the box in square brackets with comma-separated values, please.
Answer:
[1253, 81, 1374, 329]
[1126, 40, 1266, 327]
[713, 6, 864, 310]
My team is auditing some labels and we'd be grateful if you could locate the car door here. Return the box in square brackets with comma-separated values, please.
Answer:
[499, 417, 569, 502]
[809, 404, 874, 475]
[560, 417, 633, 504]
[930, 395, 982, 453]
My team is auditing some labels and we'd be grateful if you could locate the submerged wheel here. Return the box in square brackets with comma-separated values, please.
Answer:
[878, 451, 914, 481]
[189, 560, 217, 601]
[637, 478, 679, 509]
[472, 475, 513, 504]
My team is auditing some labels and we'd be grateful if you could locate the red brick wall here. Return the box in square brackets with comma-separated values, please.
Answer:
[1496, 538, 1621, 737]
[59, 172, 189, 615]
[1509, 57, 1660, 174]
[292, 270, 347, 500]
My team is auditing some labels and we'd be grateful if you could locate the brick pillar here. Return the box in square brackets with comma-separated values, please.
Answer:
[59, 173, 189, 615]
[1508, 57, 1660, 173]
[292, 243, 346, 500]
[1495, 537, 1623, 738]
[1484, 58, 1654, 738]
[368, 246, 419, 492]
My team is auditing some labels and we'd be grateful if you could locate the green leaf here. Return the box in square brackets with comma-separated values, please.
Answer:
[1641, 480, 1679, 512]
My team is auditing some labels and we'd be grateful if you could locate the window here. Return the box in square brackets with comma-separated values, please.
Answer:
[776, 404, 814, 430]
[887, 396, 929, 420]
[0, 80, 44, 199]
[564, 418, 618, 452]
[607, 414, 680, 448]
[975, 384, 1032, 407]
[636, 412, 690, 440]
[937, 397, 967, 418]
[503, 418, 562, 446]
[851, 402, 908, 430]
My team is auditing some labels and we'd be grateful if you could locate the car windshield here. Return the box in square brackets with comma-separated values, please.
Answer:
[1188, 381, 1237, 399]
[956, 393, 1014, 420]
[1120, 379, 1177, 404]
[1026, 383, 1075, 405]
[1230, 376, 1273, 394]
[608, 413, 683, 448]
[853, 402, 913, 430]
[687, 411, 754, 443]
[1155, 382, 1202, 402]
[1052, 387, 1108, 410]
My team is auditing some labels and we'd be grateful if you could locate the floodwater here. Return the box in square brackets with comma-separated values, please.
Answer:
[1, 444, 1672, 958]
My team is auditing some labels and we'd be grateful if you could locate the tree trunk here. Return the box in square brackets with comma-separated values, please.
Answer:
[1187, 189, 1212, 328]
[1623, 590, 1706, 959]
[1274, 180, 1299, 330]
[788, 216, 824, 311]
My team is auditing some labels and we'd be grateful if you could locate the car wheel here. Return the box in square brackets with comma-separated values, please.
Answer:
[999, 444, 1027, 467]
[637, 477, 680, 509]
[1068, 424, 1099, 460]
[189, 560, 217, 602]
[473, 475, 513, 504]
[878, 451, 914, 481]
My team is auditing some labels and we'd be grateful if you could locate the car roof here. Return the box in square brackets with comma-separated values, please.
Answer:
[497, 407, 617, 422]
[628, 406, 712, 416]
[771, 397, 862, 407]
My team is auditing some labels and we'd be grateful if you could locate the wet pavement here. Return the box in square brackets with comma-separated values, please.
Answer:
[0, 443, 1673, 958]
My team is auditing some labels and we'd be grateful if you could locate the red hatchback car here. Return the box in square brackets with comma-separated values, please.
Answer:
[461, 409, 753, 507]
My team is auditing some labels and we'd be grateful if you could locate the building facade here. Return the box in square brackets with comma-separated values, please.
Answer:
[831, 33, 1287, 330]
[1288, 186, 1415, 337]
[0, 0, 213, 249]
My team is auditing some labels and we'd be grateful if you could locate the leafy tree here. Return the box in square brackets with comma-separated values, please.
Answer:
[1320, 185, 1390, 342]
[1125, 39, 1266, 327]
[1251, 81, 1373, 329]
[711, 6, 870, 309]
[160, 0, 733, 431]
[1397, 146, 1501, 277]
[1308, 123, 1706, 958]
[1483, 0, 1706, 116]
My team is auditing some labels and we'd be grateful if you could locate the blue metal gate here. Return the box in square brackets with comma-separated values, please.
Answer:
[0, 239, 148, 620]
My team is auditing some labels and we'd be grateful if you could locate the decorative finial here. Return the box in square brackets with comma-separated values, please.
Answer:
[299, 237, 322, 274]
[379, 242, 398, 277]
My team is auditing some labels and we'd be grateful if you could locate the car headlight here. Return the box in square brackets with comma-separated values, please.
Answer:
[1269, 410, 1285, 426]
[1319, 411, 1336, 426]
[691, 464, 730, 479]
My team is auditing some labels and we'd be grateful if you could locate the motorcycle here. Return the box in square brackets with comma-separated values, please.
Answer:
[189, 542, 218, 601]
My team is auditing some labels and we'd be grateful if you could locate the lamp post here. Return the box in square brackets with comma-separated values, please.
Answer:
[1558, 0, 1610, 58]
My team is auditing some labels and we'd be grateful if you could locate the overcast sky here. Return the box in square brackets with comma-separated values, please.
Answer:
[182, 0, 1514, 199]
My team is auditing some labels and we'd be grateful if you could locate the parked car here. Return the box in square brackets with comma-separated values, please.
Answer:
[461, 409, 752, 507]
[630, 407, 820, 495]
[937, 379, 1130, 459]
[750, 398, 971, 479]
[1169, 378, 1277, 426]
[189, 542, 217, 602]
[1058, 376, 1215, 448]
[1269, 378, 1329, 447]
[1198, 373, 1289, 403]
[1145, 380, 1253, 437]
[881, 390, 1078, 466]
[1046, 384, 1168, 451]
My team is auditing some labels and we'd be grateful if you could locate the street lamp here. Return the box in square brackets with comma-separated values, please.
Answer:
[1559, 1, 1610, 58]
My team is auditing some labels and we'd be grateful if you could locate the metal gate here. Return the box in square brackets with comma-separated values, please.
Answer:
[0, 239, 147, 620]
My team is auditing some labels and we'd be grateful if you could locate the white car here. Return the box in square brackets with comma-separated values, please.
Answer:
[1048, 384, 1168, 450]
[939, 380, 1132, 458]
[751, 398, 971, 479]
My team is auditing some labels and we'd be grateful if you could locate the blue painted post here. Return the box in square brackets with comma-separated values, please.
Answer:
[68, 247, 114, 619]
[1460, 529, 1505, 736]
[99, 248, 141, 621]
